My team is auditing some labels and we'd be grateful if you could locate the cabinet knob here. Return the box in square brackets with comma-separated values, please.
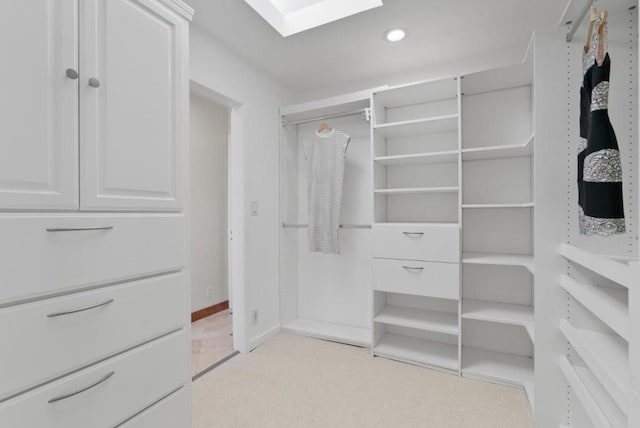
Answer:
[65, 68, 79, 80]
[88, 77, 101, 88]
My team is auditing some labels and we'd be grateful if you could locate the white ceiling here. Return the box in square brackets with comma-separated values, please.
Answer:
[186, 0, 568, 93]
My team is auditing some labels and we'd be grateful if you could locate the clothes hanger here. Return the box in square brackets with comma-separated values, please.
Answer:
[596, 10, 608, 65]
[584, 6, 597, 54]
[317, 123, 333, 133]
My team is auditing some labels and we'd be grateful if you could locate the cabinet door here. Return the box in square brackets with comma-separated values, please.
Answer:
[0, 1, 79, 209]
[80, 0, 188, 211]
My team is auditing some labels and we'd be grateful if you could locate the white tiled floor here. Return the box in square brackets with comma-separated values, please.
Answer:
[191, 310, 234, 376]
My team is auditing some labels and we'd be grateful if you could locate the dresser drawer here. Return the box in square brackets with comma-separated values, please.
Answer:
[0, 330, 188, 428]
[0, 272, 186, 401]
[372, 224, 459, 262]
[372, 258, 460, 300]
[117, 387, 188, 428]
[0, 213, 185, 304]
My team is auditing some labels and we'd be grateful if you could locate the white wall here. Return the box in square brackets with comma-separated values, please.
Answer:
[190, 93, 229, 312]
[293, 44, 529, 103]
[190, 27, 293, 352]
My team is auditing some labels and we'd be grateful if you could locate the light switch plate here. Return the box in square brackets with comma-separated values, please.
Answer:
[251, 201, 258, 216]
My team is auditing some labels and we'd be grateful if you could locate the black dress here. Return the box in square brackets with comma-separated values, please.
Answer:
[578, 25, 625, 236]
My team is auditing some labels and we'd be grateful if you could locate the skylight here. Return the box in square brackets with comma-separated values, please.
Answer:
[244, 0, 383, 37]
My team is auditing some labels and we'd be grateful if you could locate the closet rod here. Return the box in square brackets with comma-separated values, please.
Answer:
[282, 223, 371, 229]
[566, 0, 595, 42]
[281, 108, 371, 127]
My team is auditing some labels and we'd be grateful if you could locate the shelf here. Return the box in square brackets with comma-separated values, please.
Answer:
[463, 300, 534, 343]
[462, 61, 532, 96]
[374, 114, 459, 139]
[462, 202, 534, 209]
[374, 186, 459, 195]
[375, 305, 459, 336]
[374, 150, 458, 166]
[560, 243, 632, 288]
[462, 252, 534, 274]
[282, 318, 371, 347]
[559, 319, 629, 413]
[374, 333, 458, 371]
[559, 275, 628, 341]
[462, 347, 534, 404]
[280, 90, 371, 124]
[462, 134, 534, 161]
[373, 78, 458, 109]
[559, 357, 625, 428]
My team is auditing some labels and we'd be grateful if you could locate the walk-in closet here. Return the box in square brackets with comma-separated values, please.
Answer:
[1, 0, 638, 427]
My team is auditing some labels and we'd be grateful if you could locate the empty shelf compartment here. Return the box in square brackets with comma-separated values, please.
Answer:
[375, 305, 458, 336]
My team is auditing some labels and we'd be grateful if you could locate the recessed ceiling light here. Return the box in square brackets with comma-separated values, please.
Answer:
[384, 28, 408, 42]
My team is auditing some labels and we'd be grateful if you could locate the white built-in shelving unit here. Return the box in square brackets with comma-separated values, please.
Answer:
[370, 75, 462, 372]
[558, 244, 633, 427]
[534, 4, 638, 427]
[459, 39, 536, 408]
[368, 39, 537, 409]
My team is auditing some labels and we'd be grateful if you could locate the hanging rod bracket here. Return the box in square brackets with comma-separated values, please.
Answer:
[364, 107, 372, 123]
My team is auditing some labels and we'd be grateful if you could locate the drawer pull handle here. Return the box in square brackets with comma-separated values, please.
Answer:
[48, 371, 115, 404]
[402, 232, 424, 237]
[46, 226, 114, 232]
[47, 299, 114, 318]
[402, 266, 424, 271]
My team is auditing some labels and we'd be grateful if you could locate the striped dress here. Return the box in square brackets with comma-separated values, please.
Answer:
[303, 129, 351, 254]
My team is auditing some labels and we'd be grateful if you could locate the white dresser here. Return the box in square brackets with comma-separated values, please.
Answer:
[0, 1, 193, 427]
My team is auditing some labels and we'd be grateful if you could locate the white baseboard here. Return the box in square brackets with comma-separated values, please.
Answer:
[248, 324, 281, 351]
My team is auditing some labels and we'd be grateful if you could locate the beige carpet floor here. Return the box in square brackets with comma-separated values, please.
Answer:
[192, 333, 533, 428]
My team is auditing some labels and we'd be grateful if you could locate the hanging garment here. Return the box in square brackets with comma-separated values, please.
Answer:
[304, 129, 350, 254]
[578, 16, 625, 236]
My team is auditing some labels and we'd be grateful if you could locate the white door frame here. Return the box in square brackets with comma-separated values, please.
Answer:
[190, 80, 247, 353]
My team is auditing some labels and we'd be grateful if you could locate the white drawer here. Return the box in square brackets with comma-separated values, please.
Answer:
[0, 330, 188, 428]
[117, 387, 189, 428]
[372, 258, 460, 300]
[0, 272, 186, 401]
[372, 224, 459, 262]
[0, 213, 185, 304]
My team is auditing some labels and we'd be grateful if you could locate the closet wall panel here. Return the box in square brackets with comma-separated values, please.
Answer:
[535, 4, 638, 427]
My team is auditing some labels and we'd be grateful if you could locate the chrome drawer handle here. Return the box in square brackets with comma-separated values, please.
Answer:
[48, 371, 115, 404]
[402, 232, 424, 237]
[402, 266, 424, 271]
[46, 226, 114, 232]
[47, 299, 114, 318]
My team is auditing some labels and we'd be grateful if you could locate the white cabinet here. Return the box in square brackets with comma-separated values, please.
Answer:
[80, 0, 188, 211]
[0, 0, 187, 212]
[0, 1, 79, 210]
[0, 0, 193, 426]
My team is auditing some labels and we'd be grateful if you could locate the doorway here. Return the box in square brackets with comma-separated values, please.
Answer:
[189, 90, 235, 377]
